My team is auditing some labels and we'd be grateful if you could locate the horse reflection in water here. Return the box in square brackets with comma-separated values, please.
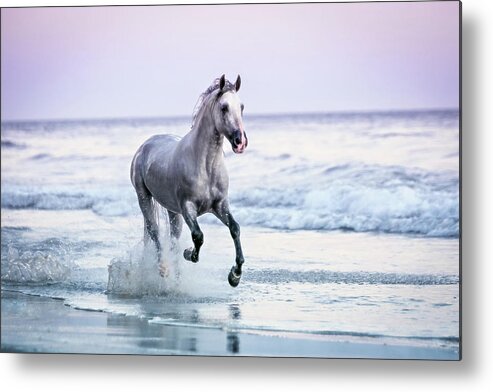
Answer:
[131, 75, 248, 287]
[227, 304, 241, 353]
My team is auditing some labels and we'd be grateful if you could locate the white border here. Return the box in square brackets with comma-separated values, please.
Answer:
[2, 0, 492, 390]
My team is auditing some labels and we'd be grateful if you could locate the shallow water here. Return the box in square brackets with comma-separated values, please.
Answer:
[0, 110, 460, 356]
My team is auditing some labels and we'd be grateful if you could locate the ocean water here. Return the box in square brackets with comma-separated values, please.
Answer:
[0, 110, 460, 356]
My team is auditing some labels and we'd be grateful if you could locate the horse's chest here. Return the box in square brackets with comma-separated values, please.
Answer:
[196, 180, 222, 199]
[190, 176, 225, 212]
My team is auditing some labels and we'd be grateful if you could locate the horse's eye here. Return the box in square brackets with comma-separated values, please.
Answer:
[221, 104, 229, 113]
[241, 104, 245, 113]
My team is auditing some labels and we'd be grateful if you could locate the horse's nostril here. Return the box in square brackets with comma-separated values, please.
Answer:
[233, 130, 242, 146]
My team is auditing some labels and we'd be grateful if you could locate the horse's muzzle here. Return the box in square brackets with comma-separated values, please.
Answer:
[231, 130, 248, 154]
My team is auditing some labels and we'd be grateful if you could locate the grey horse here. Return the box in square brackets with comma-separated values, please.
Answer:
[130, 75, 248, 287]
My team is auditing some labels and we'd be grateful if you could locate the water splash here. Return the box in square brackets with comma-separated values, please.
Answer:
[107, 239, 183, 296]
[1, 245, 72, 283]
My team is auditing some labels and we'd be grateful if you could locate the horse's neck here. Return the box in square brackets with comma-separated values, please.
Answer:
[189, 110, 224, 174]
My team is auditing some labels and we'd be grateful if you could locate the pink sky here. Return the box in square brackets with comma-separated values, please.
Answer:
[1, 2, 460, 120]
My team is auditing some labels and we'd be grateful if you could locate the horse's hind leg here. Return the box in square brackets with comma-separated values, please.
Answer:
[135, 186, 161, 258]
[167, 210, 183, 251]
[167, 211, 183, 278]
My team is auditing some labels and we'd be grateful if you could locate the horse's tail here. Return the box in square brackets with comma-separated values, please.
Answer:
[149, 196, 165, 229]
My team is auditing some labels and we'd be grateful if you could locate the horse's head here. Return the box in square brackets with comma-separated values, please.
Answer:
[212, 74, 248, 154]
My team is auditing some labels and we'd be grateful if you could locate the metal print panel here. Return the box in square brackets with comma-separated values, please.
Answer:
[0, 1, 461, 359]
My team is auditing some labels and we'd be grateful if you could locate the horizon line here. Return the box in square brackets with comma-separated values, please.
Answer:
[0, 106, 460, 124]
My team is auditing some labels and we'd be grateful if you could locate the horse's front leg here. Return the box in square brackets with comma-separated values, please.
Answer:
[181, 202, 204, 263]
[213, 200, 245, 287]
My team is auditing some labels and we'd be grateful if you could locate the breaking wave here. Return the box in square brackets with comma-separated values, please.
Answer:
[1, 186, 138, 217]
[1, 163, 459, 238]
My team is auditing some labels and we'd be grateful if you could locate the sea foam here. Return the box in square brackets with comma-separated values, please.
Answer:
[1, 161, 459, 237]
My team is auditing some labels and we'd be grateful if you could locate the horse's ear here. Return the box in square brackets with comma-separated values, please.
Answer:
[219, 74, 226, 91]
[235, 75, 241, 92]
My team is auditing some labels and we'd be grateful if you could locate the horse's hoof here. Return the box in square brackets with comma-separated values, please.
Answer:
[159, 261, 169, 278]
[183, 247, 198, 263]
[228, 267, 241, 287]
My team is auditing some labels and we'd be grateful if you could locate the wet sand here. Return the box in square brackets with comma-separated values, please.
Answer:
[1, 291, 458, 359]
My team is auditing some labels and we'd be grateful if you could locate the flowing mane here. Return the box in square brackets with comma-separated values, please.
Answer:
[190, 77, 236, 130]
